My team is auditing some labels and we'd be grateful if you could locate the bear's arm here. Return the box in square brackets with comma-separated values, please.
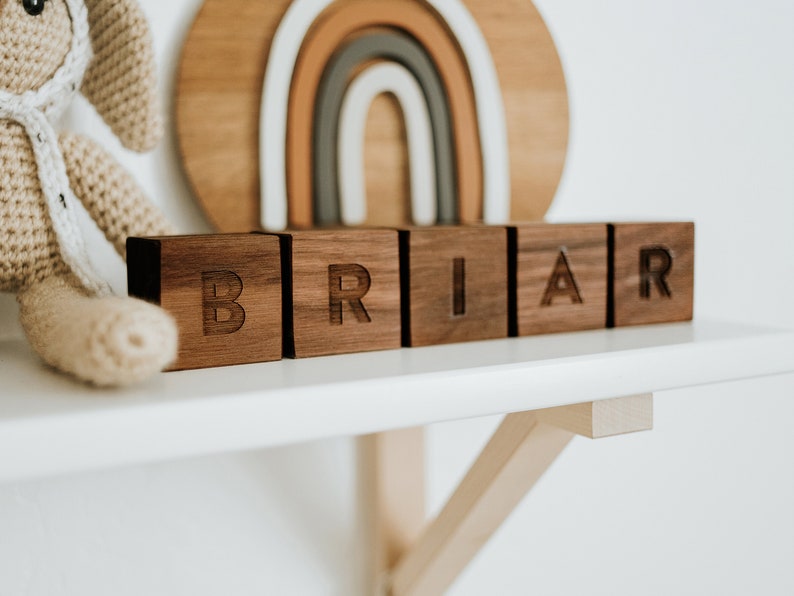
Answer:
[59, 131, 176, 259]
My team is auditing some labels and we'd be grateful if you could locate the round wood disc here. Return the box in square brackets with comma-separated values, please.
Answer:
[175, 0, 568, 231]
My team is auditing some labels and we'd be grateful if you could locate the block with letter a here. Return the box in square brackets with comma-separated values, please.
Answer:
[270, 229, 401, 358]
[126, 234, 282, 370]
[400, 226, 508, 347]
[609, 222, 695, 327]
[510, 223, 608, 335]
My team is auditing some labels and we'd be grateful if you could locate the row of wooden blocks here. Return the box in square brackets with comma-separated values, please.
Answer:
[127, 223, 694, 371]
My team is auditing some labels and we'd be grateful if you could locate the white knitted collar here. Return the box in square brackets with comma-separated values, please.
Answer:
[0, 0, 109, 295]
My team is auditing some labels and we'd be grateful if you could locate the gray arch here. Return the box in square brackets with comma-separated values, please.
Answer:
[313, 32, 458, 225]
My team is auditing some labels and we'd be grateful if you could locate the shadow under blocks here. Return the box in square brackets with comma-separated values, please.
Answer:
[127, 222, 694, 370]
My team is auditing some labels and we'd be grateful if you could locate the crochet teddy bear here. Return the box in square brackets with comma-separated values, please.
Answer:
[0, 0, 178, 386]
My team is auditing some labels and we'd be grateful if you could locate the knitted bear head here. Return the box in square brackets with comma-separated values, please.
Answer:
[0, 0, 161, 151]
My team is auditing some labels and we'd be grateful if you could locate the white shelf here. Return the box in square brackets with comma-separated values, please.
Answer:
[1, 319, 792, 483]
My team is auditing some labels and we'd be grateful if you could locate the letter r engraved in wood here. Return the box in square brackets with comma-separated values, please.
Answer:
[453, 257, 466, 316]
[541, 250, 583, 306]
[639, 247, 673, 299]
[202, 270, 246, 336]
[611, 223, 693, 327]
[279, 230, 399, 357]
[328, 264, 373, 325]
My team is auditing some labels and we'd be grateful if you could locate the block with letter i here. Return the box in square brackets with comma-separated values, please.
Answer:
[609, 222, 695, 327]
[269, 229, 401, 358]
[126, 234, 282, 370]
[509, 223, 608, 335]
[400, 226, 508, 347]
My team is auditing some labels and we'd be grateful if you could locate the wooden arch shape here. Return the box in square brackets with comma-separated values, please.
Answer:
[176, 0, 569, 232]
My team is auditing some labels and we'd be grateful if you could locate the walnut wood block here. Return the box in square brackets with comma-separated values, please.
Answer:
[271, 229, 402, 358]
[400, 226, 508, 347]
[510, 223, 608, 336]
[127, 234, 282, 371]
[610, 222, 695, 327]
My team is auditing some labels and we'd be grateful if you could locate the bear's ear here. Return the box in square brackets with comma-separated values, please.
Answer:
[80, 0, 162, 152]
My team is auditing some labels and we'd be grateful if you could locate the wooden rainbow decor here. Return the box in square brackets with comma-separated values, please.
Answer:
[176, 0, 569, 232]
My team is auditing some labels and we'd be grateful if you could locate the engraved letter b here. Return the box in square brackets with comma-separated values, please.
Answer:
[202, 270, 246, 336]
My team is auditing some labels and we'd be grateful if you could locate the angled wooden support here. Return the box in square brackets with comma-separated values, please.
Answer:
[384, 394, 653, 596]
[537, 393, 653, 439]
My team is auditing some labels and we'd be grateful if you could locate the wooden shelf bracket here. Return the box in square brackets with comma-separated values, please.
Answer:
[364, 394, 653, 595]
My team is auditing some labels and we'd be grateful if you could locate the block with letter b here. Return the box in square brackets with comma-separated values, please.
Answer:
[127, 234, 282, 370]
[271, 229, 401, 358]
[510, 223, 608, 335]
[400, 226, 508, 347]
[609, 222, 695, 327]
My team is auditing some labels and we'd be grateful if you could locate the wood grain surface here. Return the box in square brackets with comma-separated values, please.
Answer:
[176, 0, 568, 231]
[127, 234, 283, 371]
[272, 229, 402, 358]
[364, 94, 411, 226]
[610, 222, 695, 327]
[511, 223, 608, 336]
[400, 226, 508, 347]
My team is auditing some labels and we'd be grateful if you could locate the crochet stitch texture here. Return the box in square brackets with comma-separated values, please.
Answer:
[0, 0, 177, 385]
[0, 0, 105, 293]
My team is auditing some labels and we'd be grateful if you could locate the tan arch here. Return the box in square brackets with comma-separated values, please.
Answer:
[287, 0, 483, 227]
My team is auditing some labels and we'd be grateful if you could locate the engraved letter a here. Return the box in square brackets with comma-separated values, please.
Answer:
[541, 250, 583, 306]
[202, 270, 246, 336]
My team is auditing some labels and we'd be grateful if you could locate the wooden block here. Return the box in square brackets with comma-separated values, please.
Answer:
[127, 234, 282, 371]
[400, 226, 508, 347]
[610, 222, 695, 327]
[537, 394, 653, 438]
[510, 223, 608, 336]
[271, 229, 402, 358]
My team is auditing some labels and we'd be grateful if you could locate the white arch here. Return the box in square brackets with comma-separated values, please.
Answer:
[338, 62, 436, 227]
[425, 0, 511, 224]
[259, 0, 511, 230]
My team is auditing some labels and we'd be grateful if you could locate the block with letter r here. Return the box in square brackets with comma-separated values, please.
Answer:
[127, 234, 282, 370]
[266, 229, 401, 358]
[609, 222, 695, 327]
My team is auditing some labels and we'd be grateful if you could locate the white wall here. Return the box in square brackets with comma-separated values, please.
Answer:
[1, 0, 793, 594]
